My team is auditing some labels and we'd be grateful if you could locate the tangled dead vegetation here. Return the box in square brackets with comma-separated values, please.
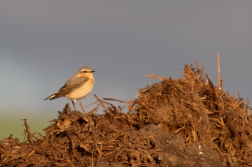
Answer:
[133, 64, 252, 166]
[0, 63, 251, 167]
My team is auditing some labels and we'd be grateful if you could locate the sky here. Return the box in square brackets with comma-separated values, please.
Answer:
[0, 1, 251, 139]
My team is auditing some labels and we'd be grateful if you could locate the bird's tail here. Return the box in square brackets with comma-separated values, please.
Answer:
[44, 93, 57, 100]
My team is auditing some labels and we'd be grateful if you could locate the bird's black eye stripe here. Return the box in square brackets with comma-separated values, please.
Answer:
[81, 70, 95, 73]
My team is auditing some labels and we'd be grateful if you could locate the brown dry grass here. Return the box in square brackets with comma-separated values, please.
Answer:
[1, 63, 251, 167]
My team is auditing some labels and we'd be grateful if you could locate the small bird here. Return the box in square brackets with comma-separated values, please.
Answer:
[44, 66, 95, 111]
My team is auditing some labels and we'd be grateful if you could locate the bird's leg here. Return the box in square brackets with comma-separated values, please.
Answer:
[72, 101, 76, 111]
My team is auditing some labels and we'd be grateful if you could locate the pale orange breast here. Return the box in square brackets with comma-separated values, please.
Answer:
[65, 79, 94, 101]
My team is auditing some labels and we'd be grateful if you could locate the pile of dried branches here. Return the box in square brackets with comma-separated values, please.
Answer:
[0, 63, 251, 166]
[132, 64, 252, 166]
[0, 103, 161, 166]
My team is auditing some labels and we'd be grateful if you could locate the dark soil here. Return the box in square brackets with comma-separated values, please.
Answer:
[1, 63, 251, 167]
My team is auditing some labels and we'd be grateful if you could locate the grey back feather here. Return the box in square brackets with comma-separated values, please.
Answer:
[50, 76, 89, 99]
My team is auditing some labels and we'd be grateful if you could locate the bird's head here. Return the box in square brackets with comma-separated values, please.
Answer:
[78, 66, 95, 77]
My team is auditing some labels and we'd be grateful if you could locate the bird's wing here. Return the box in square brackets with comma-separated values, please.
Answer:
[48, 76, 89, 100]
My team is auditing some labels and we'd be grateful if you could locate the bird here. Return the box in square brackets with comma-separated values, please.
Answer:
[44, 66, 95, 111]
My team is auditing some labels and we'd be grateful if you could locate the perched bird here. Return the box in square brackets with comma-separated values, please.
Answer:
[44, 66, 95, 110]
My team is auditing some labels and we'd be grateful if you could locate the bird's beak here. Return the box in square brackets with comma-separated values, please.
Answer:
[92, 70, 95, 73]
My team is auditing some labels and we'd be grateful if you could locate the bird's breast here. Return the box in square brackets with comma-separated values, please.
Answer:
[65, 79, 94, 101]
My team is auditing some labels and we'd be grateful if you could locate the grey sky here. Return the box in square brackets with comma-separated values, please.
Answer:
[0, 1, 251, 138]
